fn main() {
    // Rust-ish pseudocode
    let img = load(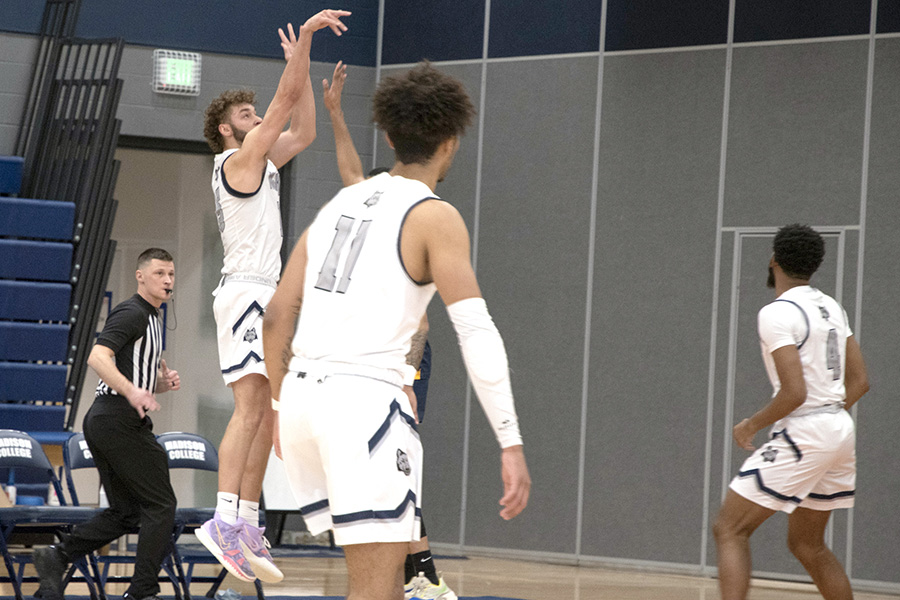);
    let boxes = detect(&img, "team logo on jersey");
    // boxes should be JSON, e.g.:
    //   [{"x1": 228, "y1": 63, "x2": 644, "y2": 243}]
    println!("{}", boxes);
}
[
  {"x1": 396, "y1": 449, "x2": 411, "y2": 475},
  {"x1": 761, "y1": 445, "x2": 778, "y2": 463},
  {"x1": 364, "y1": 191, "x2": 382, "y2": 207},
  {"x1": 818, "y1": 305, "x2": 830, "y2": 320},
  {"x1": 269, "y1": 170, "x2": 280, "y2": 192},
  {"x1": 243, "y1": 327, "x2": 258, "y2": 343}
]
